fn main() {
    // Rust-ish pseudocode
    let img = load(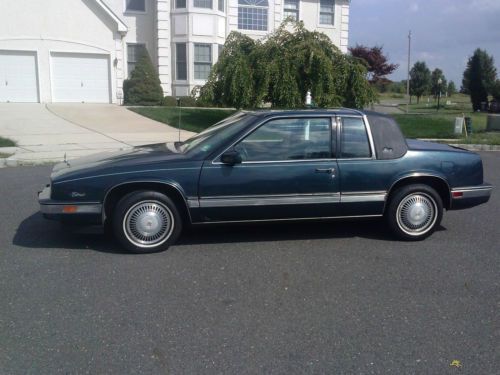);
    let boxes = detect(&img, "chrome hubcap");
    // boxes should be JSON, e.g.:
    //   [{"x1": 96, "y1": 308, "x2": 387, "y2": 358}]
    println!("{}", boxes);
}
[
  {"x1": 123, "y1": 201, "x2": 174, "y2": 248},
  {"x1": 396, "y1": 193, "x2": 437, "y2": 236}
]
